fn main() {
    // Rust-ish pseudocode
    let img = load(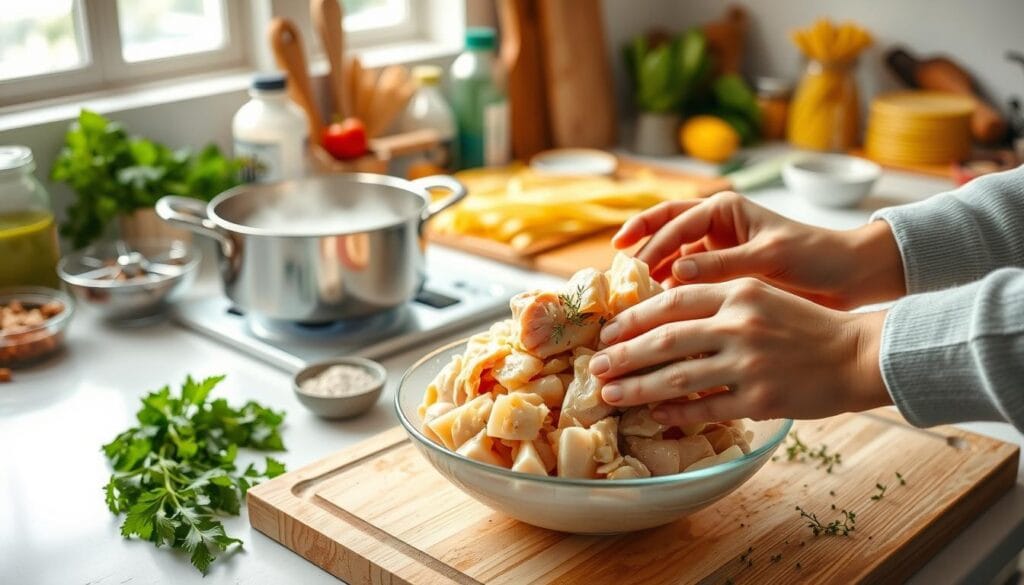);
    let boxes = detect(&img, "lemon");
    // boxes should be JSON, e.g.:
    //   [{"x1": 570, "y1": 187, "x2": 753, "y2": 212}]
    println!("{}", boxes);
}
[{"x1": 680, "y1": 115, "x2": 740, "y2": 163}]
